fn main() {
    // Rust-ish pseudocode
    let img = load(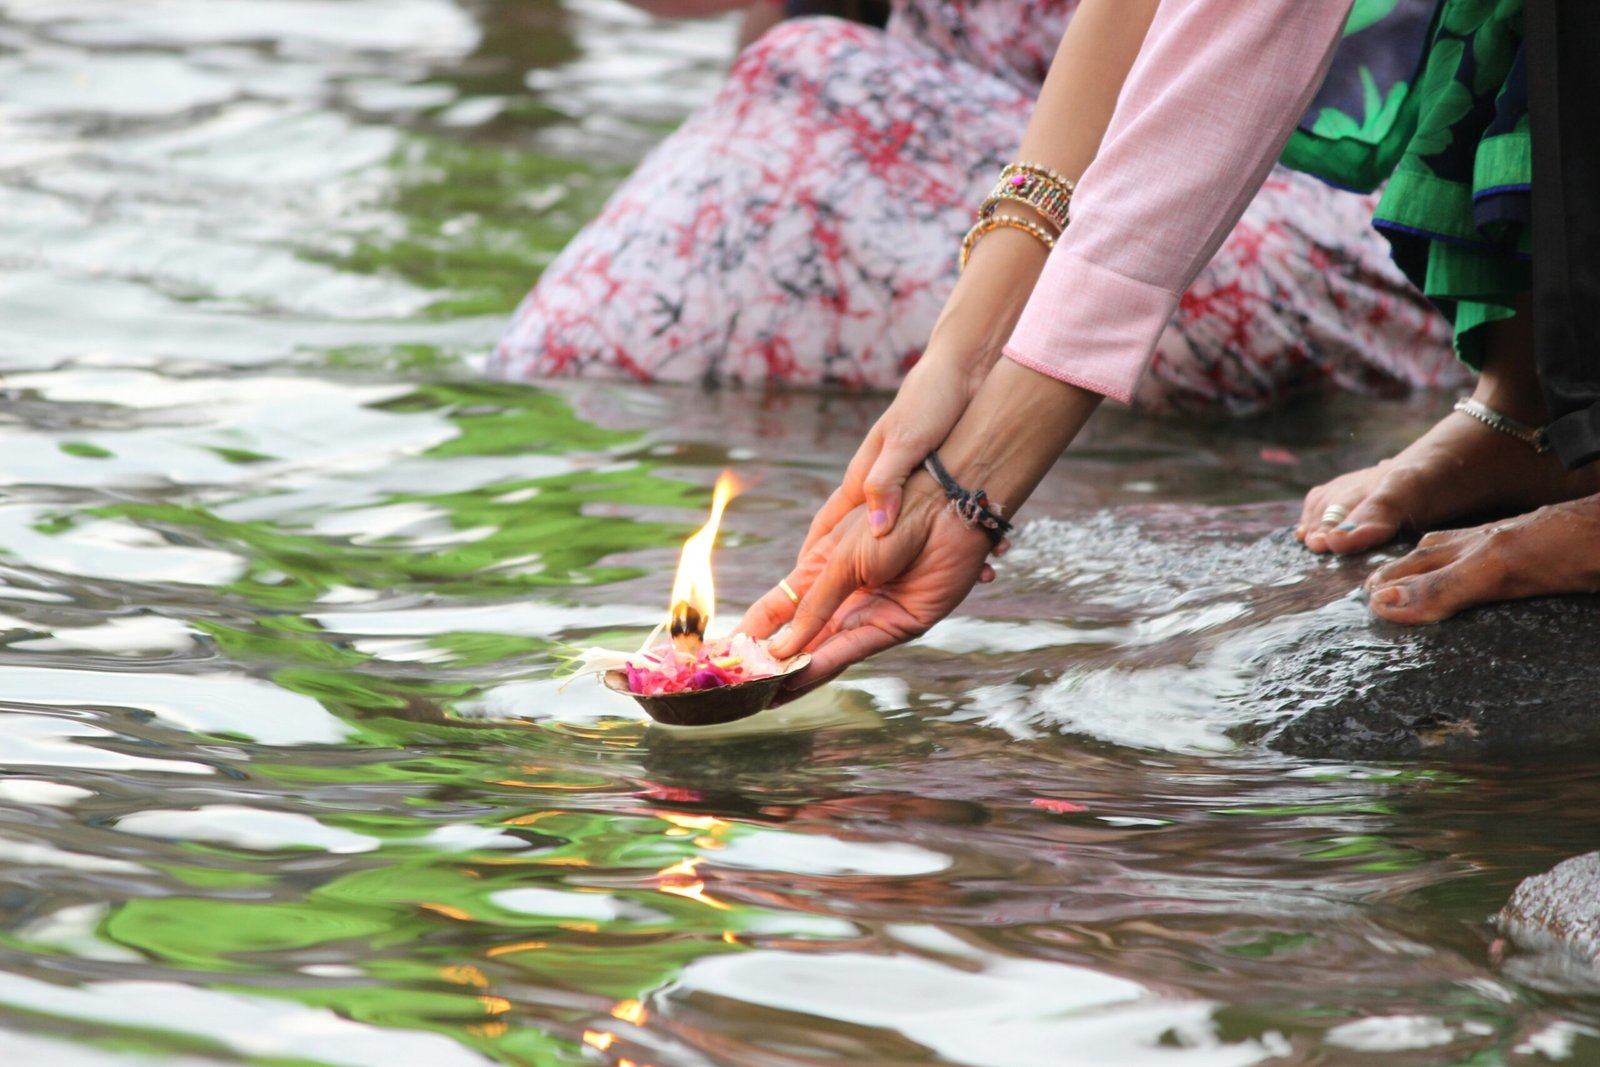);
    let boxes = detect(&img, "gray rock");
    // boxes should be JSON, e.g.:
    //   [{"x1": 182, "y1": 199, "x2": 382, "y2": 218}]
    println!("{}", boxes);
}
[
  {"x1": 1259, "y1": 595, "x2": 1600, "y2": 759},
  {"x1": 1499, "y1": 852, "x2": 1600, "y2": 967}
]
